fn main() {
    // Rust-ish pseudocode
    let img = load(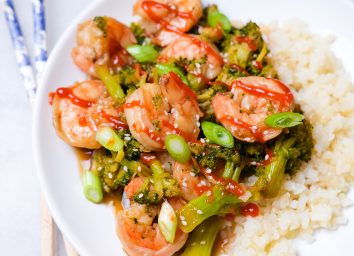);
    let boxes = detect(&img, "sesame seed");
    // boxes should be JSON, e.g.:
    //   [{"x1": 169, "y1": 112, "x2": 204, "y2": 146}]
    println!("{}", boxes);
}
[
  {"x1": 123, "y1": 166, "x2": 128, "y2": 172},
  {"x1": 190, "y1": 172, "x2": 196, "y2": 177},
  {"x1": 137, "y1": 166, "x2": 142, "y2": 172},
  {"x1": 205, "y1": 168, "x2": 212, "y2": 174},
  {"x1": 98, "y1": 166, "x2": 103, "y2": 171},
  {"x1": 200, "y1": 240, "x2": 206, "y2": 245},
  {"x1": 180, "y1": 215, "x2": 185, "y2": 221},
  {"x1": 108, "y1": 173, "x2": 113, "y2": 179},
  {"x1": 138, "y1": 193, "x2": 143, "y2": 198},
  {"x1": 191, "y1": 242, "x2": 197, "y2": 246},
  {"x1": 181, "y1": 220, "x2": 187, "y2": 226},
  {"x1": 197, "y1": 210, "x2": 203, "y2": 215}
]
